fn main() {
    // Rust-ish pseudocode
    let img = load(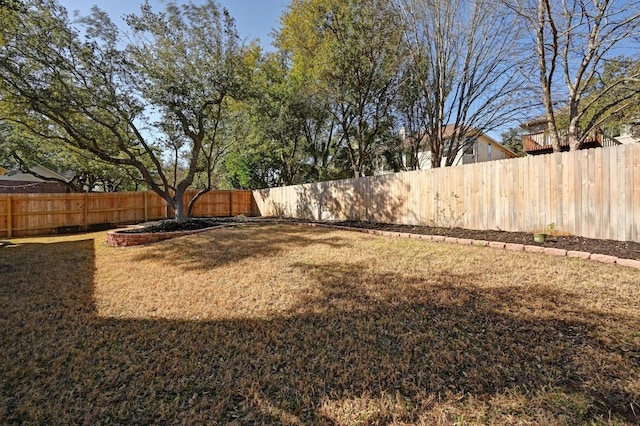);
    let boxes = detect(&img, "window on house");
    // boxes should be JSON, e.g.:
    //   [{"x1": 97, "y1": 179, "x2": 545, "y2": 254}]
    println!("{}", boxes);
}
[{"x1": 464, "y1": 138, "x2": 476, "y2": 155}]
